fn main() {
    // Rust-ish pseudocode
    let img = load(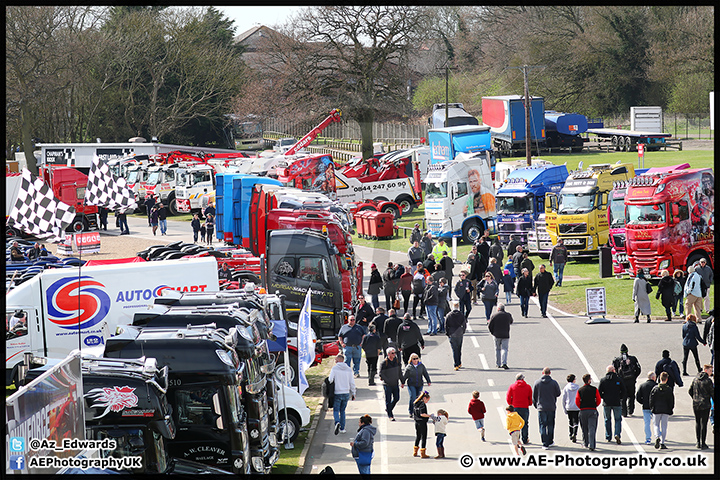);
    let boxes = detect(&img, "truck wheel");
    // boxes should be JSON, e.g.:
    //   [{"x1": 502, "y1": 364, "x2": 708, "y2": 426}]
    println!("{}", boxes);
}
[
  {"x1": 611, "y1": 135, "x2": 619, "y2": 151},
  {"x1": 274, "y1": 351, "x2": 299, "y2": 388},
  {"x1": 624, "y1": 136, "x2": 634, "y2": 152},
  {"x1": 276, "y1": 412, "x2": 301, "y2": 443},
  {"x1": 382, "y1": 205, "x2": 400, "y2": 219},
  {"x1": 396, "y1": 196, "x2": 415, "y2": 215},
  {"x1": 462, "y1": 221, "x2": 483, "y2": 244},
  {"x1": 6, "y1": 226, "x2": 21, "y2": 239},
  {"x1": 67, "y1": 218, "x2": 87, "y2": 233},
  {"x1": 168, "y1": 196, "x2": 179, "y2": 216}
]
